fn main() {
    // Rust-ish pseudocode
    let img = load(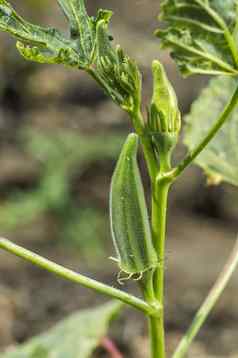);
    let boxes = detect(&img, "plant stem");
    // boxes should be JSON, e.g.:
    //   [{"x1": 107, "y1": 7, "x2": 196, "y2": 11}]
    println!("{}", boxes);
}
[
  {"x1": 149, "y1": 178, "x2": 170, "y2": 358},
  {"x1": 0, "y1": 238, "x2": 160, "y2": 317},
  {"x1": 172, "y1": 84, "x2": 238, "y2": 179},
  {"x1": 139, "y1": 131, "x2": 172, "y2": 358},
  {"x1": 149, "y1": 316, "x2": 165, "y2": 358},
  {"x1": 173, "y1": 237, "x2": 238, "y2": 358},
  {"x1": 153, "y1": 180, "x2": 170, "y2": 302}
]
